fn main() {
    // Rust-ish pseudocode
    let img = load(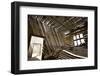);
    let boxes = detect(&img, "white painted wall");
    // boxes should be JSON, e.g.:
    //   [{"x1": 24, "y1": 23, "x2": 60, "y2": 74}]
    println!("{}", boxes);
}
[{"x1": 0, "y1": 0, "x2": 99, "y2": 76}]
